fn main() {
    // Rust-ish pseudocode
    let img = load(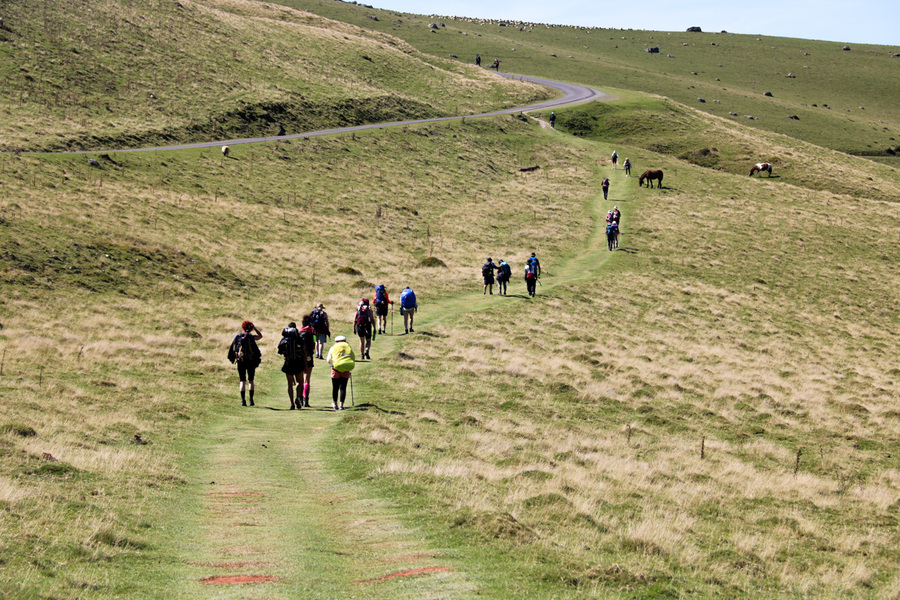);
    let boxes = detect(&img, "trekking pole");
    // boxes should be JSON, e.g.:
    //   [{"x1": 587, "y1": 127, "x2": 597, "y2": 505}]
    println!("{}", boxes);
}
[
  {"x1": 390, "y1": 304, "x2": 394, "y2": 336},
  {"x1": 349, "y1": 373, "x2": 355, "y2": 406}
]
